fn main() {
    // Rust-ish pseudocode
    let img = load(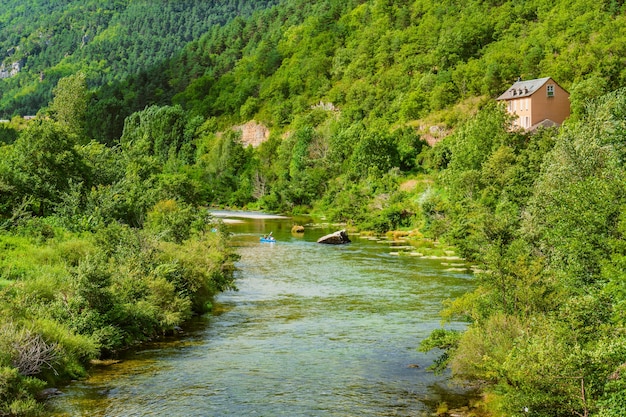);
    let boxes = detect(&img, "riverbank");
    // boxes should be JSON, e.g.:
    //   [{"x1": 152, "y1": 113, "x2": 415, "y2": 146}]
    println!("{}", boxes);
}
[{"x1": 0, "y1": 212, "x2": 238, "y2": 416}]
